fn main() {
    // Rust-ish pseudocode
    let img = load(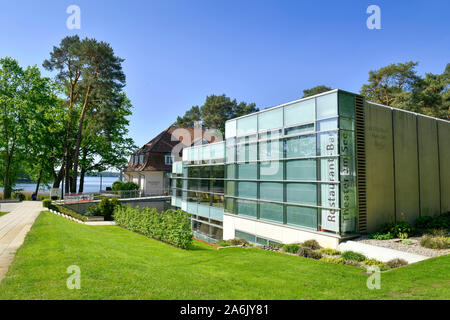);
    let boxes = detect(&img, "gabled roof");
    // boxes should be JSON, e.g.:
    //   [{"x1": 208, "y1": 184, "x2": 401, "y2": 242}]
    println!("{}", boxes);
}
[{"x1": 125, "y1": 125, "x2": 216, "y2": 172}]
